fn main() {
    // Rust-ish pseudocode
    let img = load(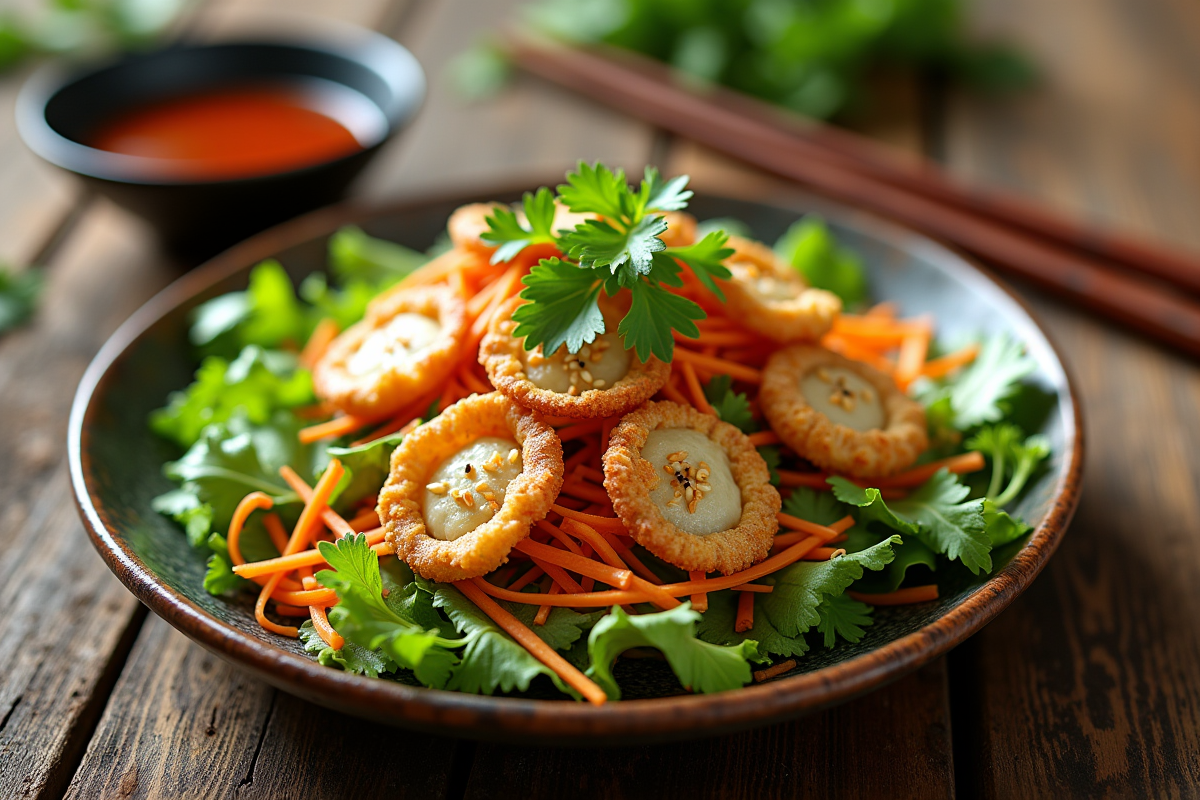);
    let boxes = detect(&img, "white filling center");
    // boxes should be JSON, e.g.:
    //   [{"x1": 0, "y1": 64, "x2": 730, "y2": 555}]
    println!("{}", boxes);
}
[
  {"x1": 643, "y1": 429, "x2": 742, "y2": 536},
  {"x1": 347, "y1": 312, "x2": 441, "y2": 376},
  {"x1": 523, "y1": 331, "x2": 631, "y2": 394},
  {"x1": 800, "y1": 367, "x2": 885, "y2": 431},
  {"x1": 423, "y1": 436, "x2": 522, "y2": 541}
]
